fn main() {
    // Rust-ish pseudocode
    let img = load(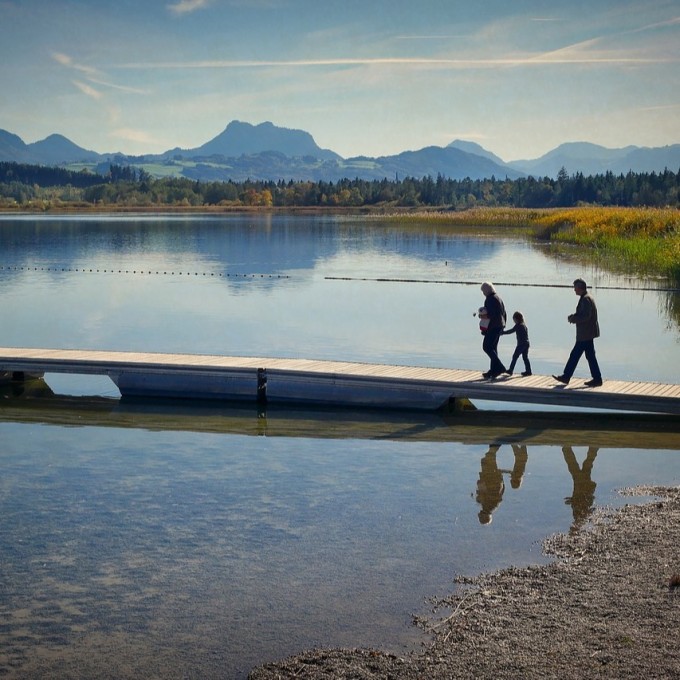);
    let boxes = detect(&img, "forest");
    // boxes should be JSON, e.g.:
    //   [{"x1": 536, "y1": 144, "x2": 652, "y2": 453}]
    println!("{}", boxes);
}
[{"x1": 0, "y1": 161, "x2": 678, "y2": 209}]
